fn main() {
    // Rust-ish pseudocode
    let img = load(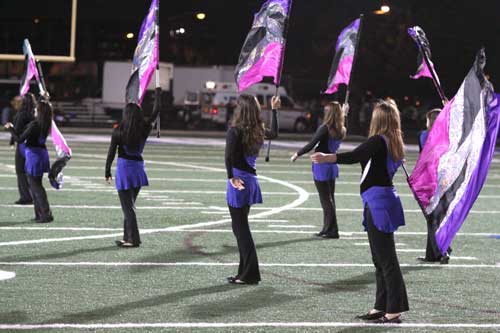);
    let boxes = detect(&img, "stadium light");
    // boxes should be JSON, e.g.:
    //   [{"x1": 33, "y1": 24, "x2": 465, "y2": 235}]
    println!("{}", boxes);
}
[
  {"x1": 380, "y1": 5, "x2": 390, "y2": 13},
  {"x1": 196, "y1": 12, "x2": 206, "y2": 20},
  {"x1": 126, "y1": 32, "x2": 134, "y2": 39}
]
